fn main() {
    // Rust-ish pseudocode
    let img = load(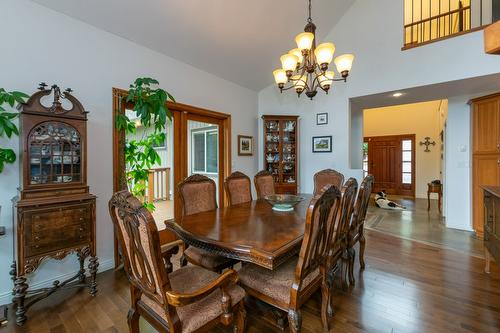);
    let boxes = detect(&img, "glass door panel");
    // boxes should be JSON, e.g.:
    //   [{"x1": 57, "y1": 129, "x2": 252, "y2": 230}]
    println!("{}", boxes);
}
[
  {"x1": 187, "y1": 119, "x2": 220, "y2": 205},
  {"x1": 125, "y1": 109, "x2": 174, "y2": 230}
]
